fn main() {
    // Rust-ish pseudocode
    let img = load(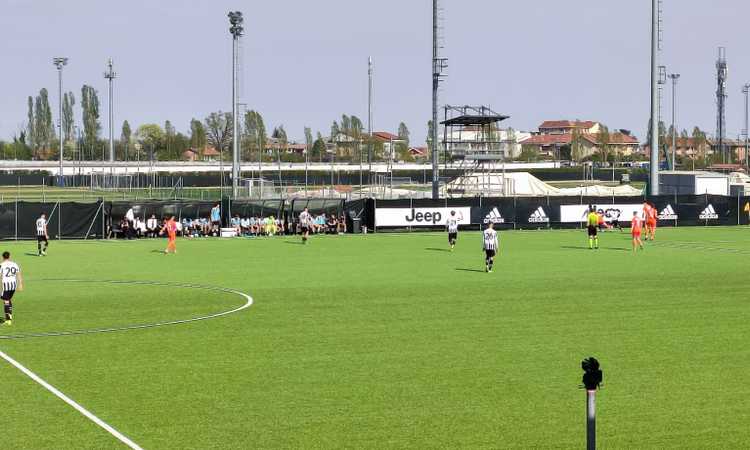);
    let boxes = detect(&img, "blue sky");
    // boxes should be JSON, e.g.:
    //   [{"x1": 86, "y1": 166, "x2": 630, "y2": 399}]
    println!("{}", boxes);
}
[{"x1": 1, "y1": 0, "x2": 749, "y2": 144}]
